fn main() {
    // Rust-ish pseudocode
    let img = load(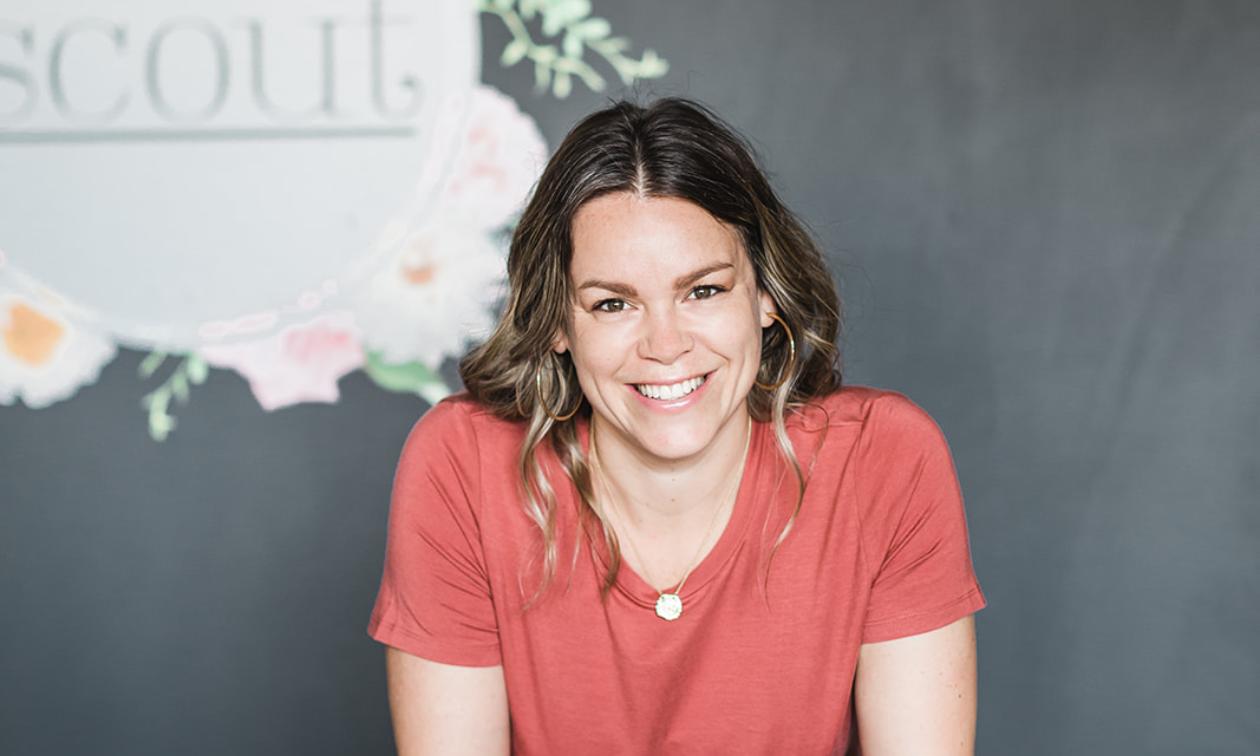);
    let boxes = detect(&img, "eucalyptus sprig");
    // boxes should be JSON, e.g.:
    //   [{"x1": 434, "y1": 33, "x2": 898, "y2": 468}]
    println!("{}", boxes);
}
[
  {"x1": 138, "y1": 352, "x2": 209, "y2": 442},
  {"x1": 479, "y1": 0, "x2": 668, "y2": 98}
]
